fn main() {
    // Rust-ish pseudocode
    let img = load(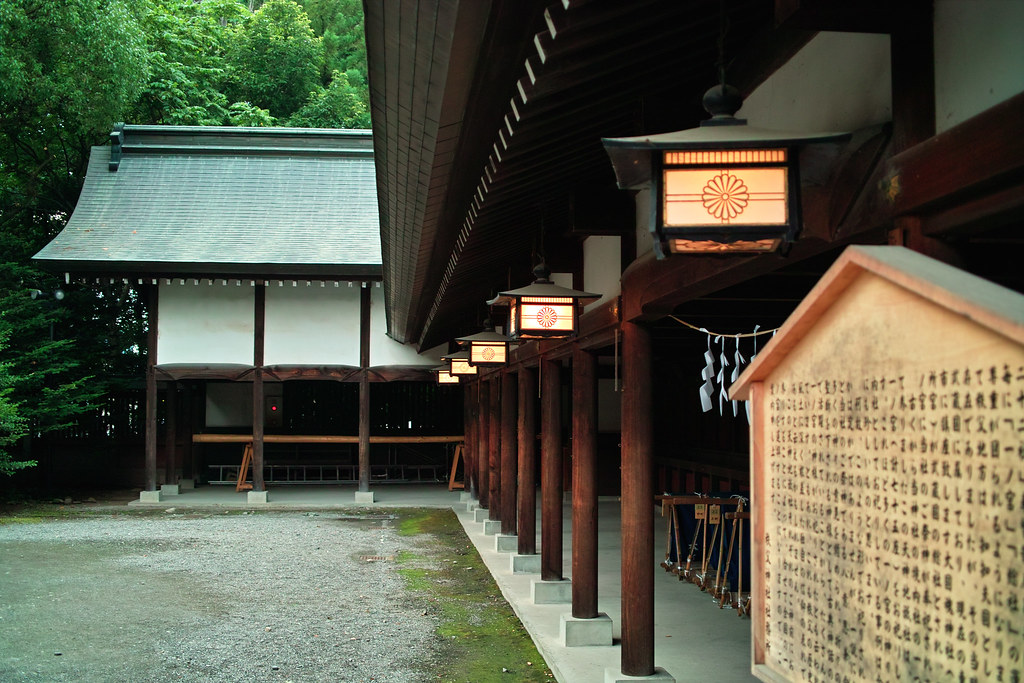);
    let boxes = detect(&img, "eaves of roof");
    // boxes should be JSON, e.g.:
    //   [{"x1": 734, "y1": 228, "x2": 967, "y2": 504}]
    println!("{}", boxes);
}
[
  {"x1": 34, "y1": 125, "x2": 382, "y2": 280},
  {"x1": 366, "y1": 0, "x2": 784, "y2": 350}
]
